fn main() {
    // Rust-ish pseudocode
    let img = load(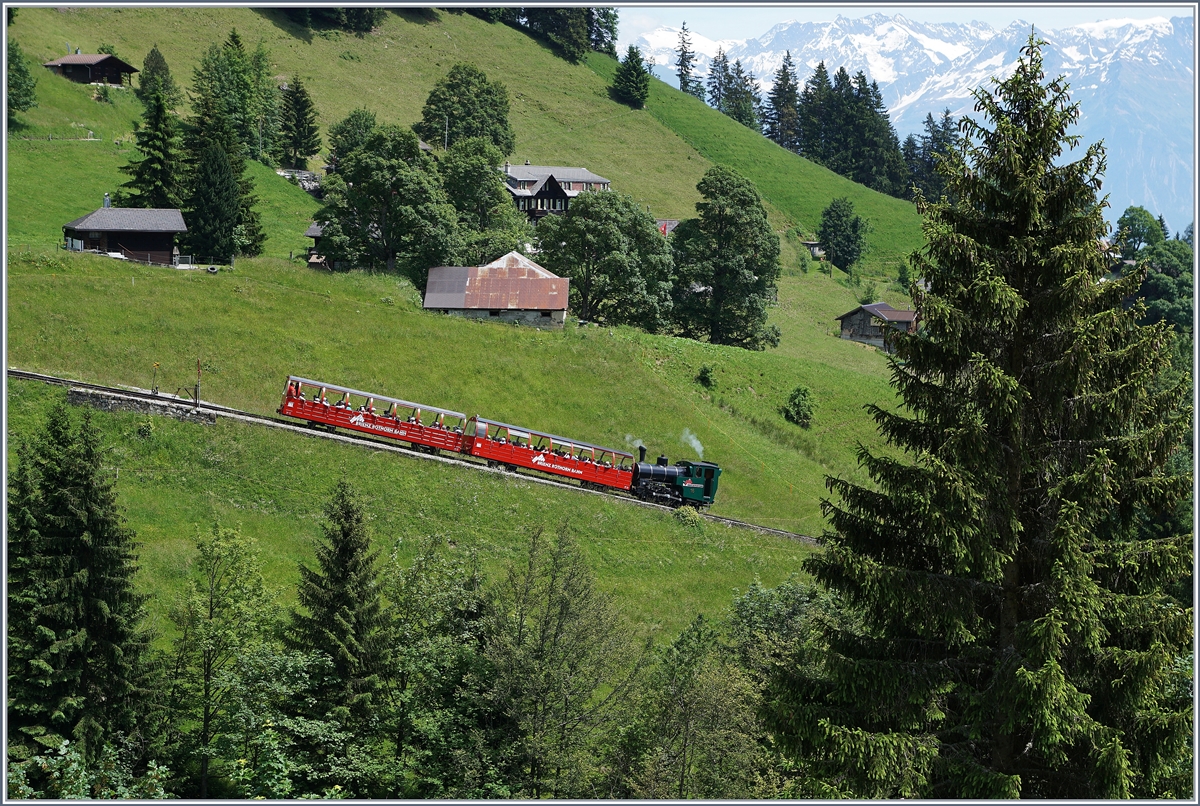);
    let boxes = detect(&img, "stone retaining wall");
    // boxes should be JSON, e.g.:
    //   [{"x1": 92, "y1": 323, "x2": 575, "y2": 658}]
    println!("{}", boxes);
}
[{"x1": 67, "y1": 388, "x2": 217, "y2": 425}]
